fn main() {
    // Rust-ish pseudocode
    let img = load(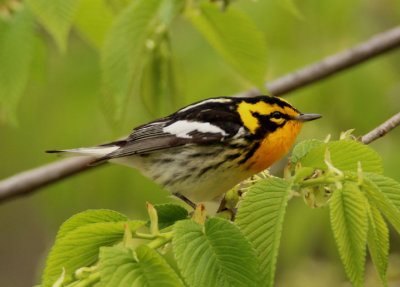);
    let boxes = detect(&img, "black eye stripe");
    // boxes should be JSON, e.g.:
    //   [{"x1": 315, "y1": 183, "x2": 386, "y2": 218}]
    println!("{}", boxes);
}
[
  {"x1": 251, "y1": 111, "x2": 290, "y2": 121},
  {"x1": 270, "y1": 112, "x2": 291, "y2": 120}
]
